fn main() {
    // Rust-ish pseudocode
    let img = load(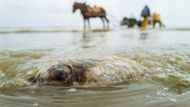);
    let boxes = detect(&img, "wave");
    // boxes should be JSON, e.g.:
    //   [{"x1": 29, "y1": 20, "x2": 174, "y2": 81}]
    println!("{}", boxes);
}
[{"x1": 1, "y1": 49, "x2": 190, "y2": 94}]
